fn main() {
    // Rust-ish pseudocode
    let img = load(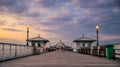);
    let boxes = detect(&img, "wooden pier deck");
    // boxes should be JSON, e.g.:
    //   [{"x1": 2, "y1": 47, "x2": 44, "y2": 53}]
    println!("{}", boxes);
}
[{"x1": 0, "y1": 51, "x2": 120, "y2": 67}]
